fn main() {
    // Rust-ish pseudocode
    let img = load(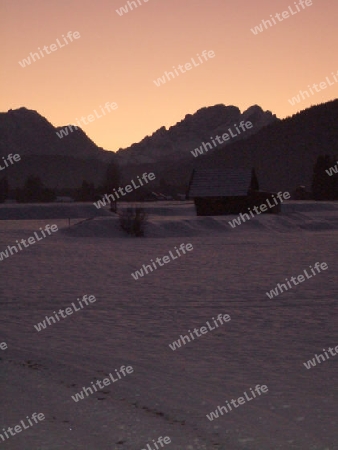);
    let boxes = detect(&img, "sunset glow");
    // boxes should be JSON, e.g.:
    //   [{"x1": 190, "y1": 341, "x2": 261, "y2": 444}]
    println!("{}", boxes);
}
[{"x1": 1, "y1": 0, "x2": 337, "y2": 150}]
